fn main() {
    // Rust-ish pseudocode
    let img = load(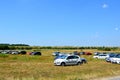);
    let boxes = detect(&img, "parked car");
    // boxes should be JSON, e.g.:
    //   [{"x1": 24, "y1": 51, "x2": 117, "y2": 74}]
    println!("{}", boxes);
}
[
  {"x1": 81, "y1": 58, "x2": 87, "y2": 64},
  {"x1": 0, "y1": 50, "x2": 3, "y2": 53},
  {"x1": 31, "y1": 52, "x2": 42, "y2": 55},
  {"x1": 52, "y1": 51, "x2": 60, "y2": 56},
  {"x1": 94, "y1": 52, "x2": 101, "y2": 55},
  {"x1": 73, "y1": 51, "x2": 80, "y2": 55},
  {"x1": 106, "y1": 53, "x2": 118, "y2": 62},
  {"x1": 80, "y1": 52, "x2": 85, "y2": 55},
  {"x1": 54, "y1": 55, "x2": 82, "y2": 66},
  {"x1": 19, "y1": 51, "x2": 26, "y2": 55},
  {"x1": 80, "y1": 52, "x2": 92, "y2": 55},
  {"x1": 11, "y1": 51, "x2": 19, "y2": 54},
  {"x1": 111, "y1": 54, "x2": 120, "y2": 64},
  {"x1": 1, "y1": 50, "x2": 10, "y2": 54},
  {"x1": 93, "y1": 54, "x2": 109, "y2": 59},
  {"x1": 85, "y1": 52, "x2": 92, "y2": 55}
]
